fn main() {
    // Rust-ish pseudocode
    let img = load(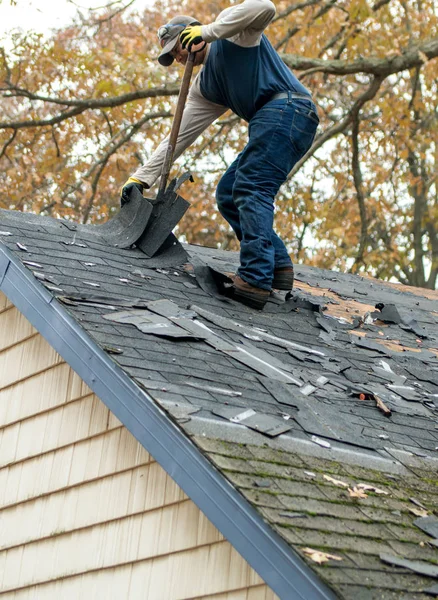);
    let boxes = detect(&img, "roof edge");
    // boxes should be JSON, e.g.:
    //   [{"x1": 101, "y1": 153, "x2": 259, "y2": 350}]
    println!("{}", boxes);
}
[{"x1": 0, "y1": 244, "x2": 336, "y2": 600}]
